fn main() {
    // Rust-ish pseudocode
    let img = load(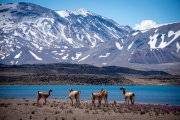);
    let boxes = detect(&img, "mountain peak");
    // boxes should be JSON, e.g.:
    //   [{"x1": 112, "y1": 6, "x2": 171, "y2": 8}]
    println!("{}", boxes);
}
[
  {"x1": 70, "y1": 8, "x2": 92, "y2": 16},
  {"x1": 76, "y1": 8, "x2": 89, "y2": 13},
  {"x1": 56, "y1": 8, "x2": 92, "y2": 18},
  {"x1": 56, "y1": 10, "x2": 69, "y2": 18}
]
